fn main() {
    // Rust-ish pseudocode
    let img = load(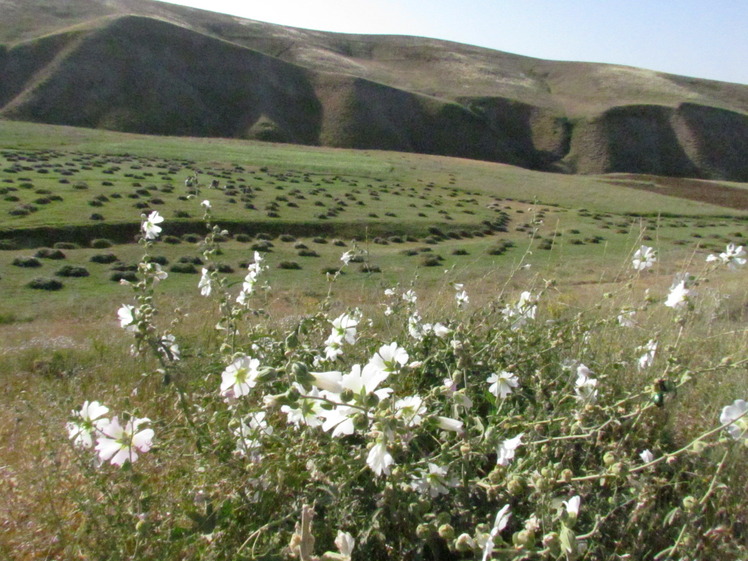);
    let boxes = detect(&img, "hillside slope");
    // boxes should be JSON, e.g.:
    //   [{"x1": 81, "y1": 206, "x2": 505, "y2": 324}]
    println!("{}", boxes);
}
[{"x1": 1, "y1": 0, "x2": 748, "y2": 180}]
